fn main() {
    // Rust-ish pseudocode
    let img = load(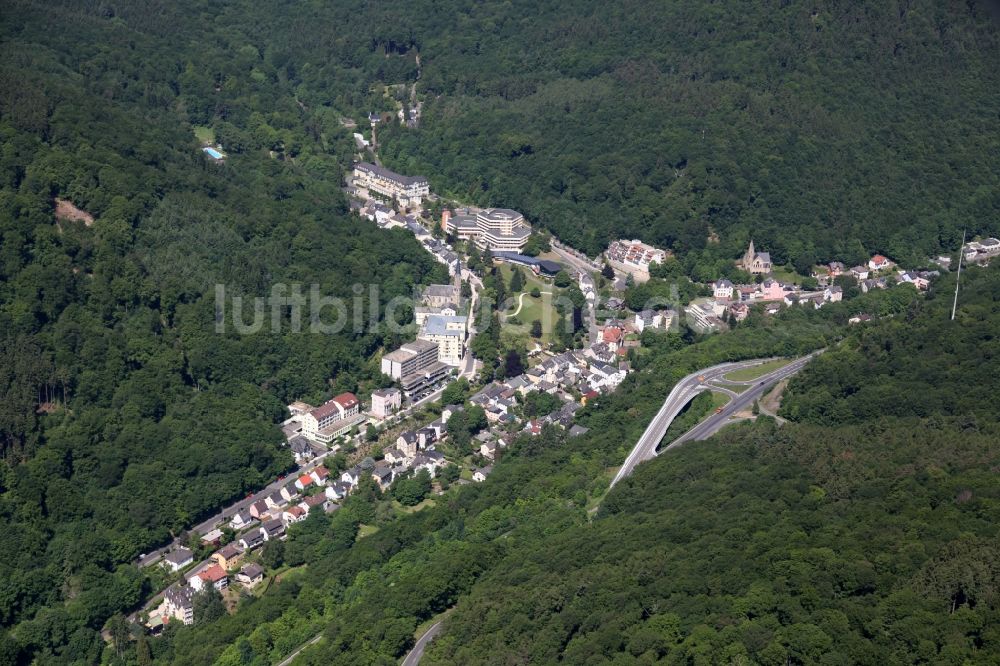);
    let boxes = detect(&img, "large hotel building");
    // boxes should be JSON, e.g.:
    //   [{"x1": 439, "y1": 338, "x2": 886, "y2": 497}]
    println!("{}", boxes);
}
[
  {"x1": 352, "y1": 162, "x2": 430, "y2": 207},
  {"x1": 444, "y1": 207, "x2": 531, "y2": 253}
]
